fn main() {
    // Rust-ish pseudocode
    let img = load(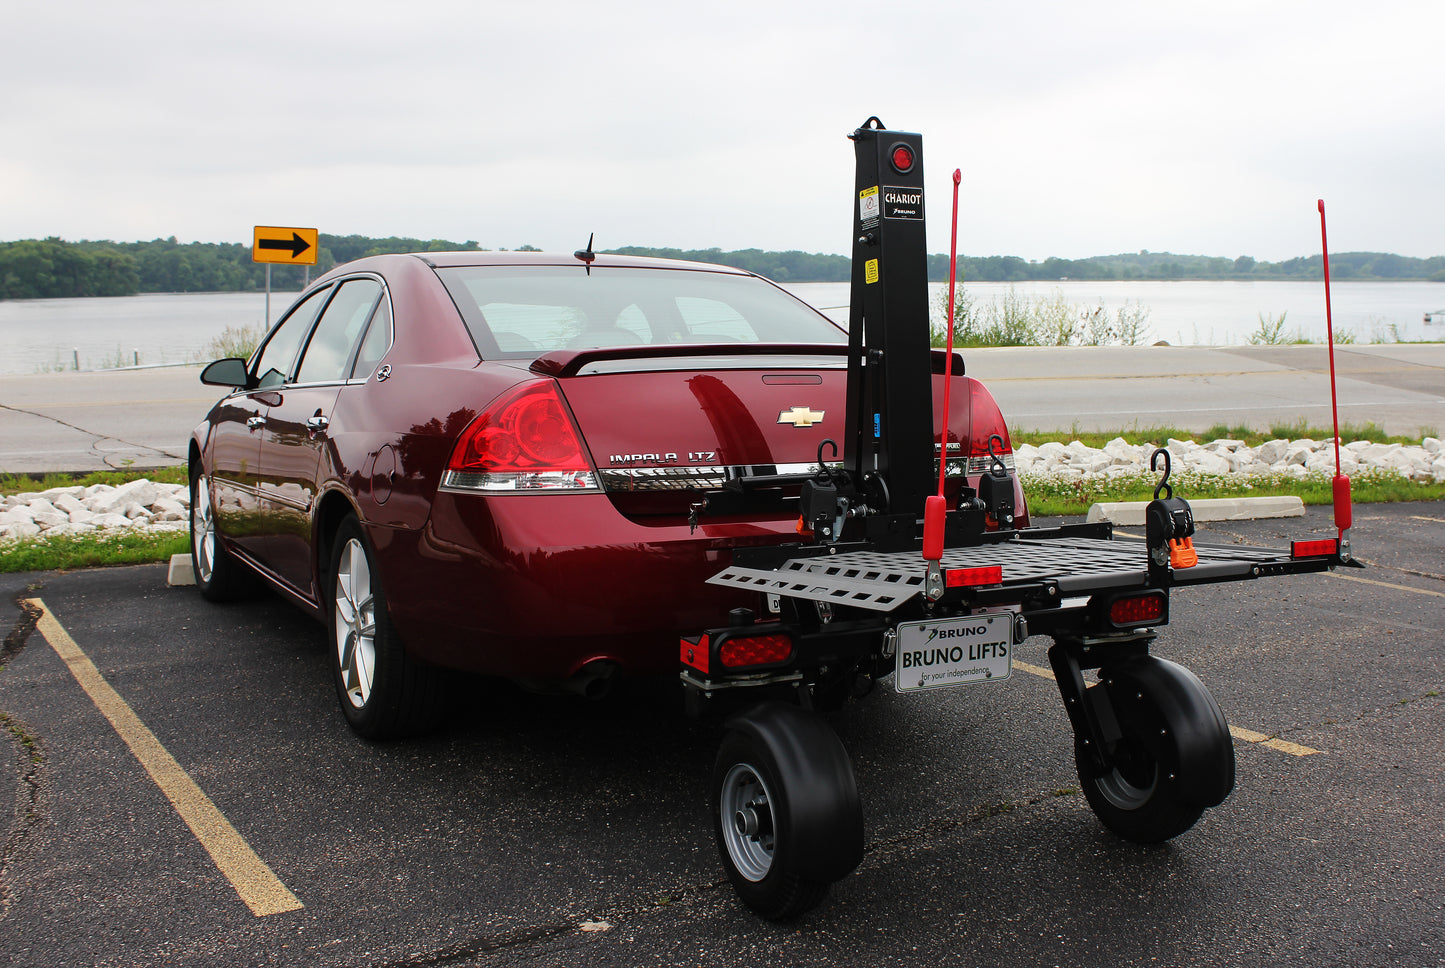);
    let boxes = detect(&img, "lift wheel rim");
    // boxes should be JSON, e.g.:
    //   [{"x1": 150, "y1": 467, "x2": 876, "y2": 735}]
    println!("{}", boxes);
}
[{"x1": 719, "y1": 762, "x2": 777, "y2": 882}]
